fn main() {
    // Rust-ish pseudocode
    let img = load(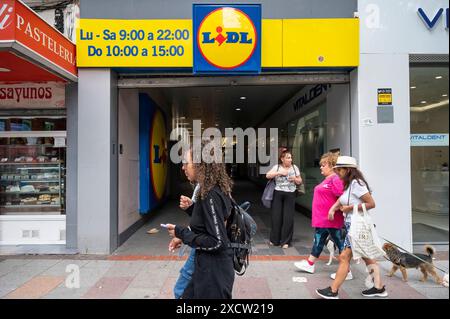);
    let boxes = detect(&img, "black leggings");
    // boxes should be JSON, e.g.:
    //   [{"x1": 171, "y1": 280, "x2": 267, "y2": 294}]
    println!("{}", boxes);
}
[{"x1": 270, "y1": 190, "x2": 296, "y2": 246}]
